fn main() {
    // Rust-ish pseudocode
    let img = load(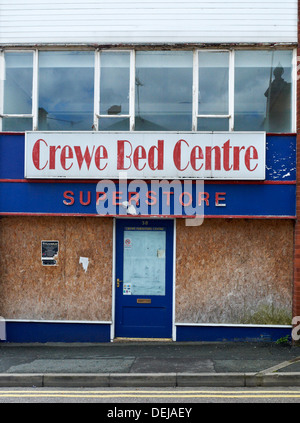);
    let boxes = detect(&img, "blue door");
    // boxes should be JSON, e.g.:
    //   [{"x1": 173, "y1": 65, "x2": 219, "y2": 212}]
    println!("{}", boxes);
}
[{"x1": 115, "y1": 219, "x2": 174, "y2": 339}]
